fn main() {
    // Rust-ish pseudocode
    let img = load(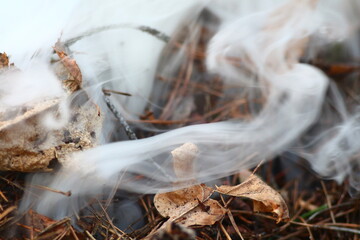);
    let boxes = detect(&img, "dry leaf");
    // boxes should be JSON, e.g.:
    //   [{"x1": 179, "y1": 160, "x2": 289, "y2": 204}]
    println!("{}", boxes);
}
[
  {"x1": 177, "y1": 198, "x2": 226, "y2": 226},
  {"x1": 0, "y1": 53, "x2": 10, "y2": 69},
  {"x1": 26, "y1": 210, "x2": 67, "y2": 235},
  {"x1": 154, "y1": 184, "x2": 226, "y2": 227},
  {"x1": 216, "y1": 171, "x2": 289, "y2": 223},
  {"x1": 53, "y1": 40, "x2": 82, "y2": 93},
  {"x1": 154, "y1": 143, "x2": 226, "y2": 227},
  {"x1": 154, "y1": 184, "x2": 213, "y2": 220}
]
